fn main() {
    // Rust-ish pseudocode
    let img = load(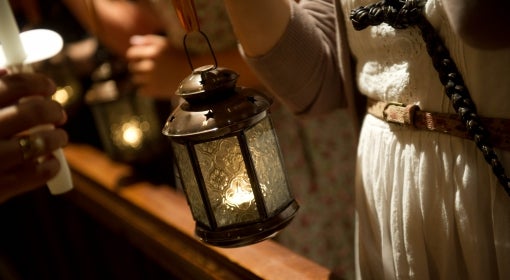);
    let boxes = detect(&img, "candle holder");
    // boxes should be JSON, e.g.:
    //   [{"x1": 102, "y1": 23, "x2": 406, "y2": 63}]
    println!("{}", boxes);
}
[
  {"x1": 161, "y1": 0, "x2": 299, "y2": 245},
  {"x1": 163, "y1": 64, "x2": 299, "y2": 247},
  {"x1": 86, "y1": 62, "x2": 165, "y2": 165}
]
